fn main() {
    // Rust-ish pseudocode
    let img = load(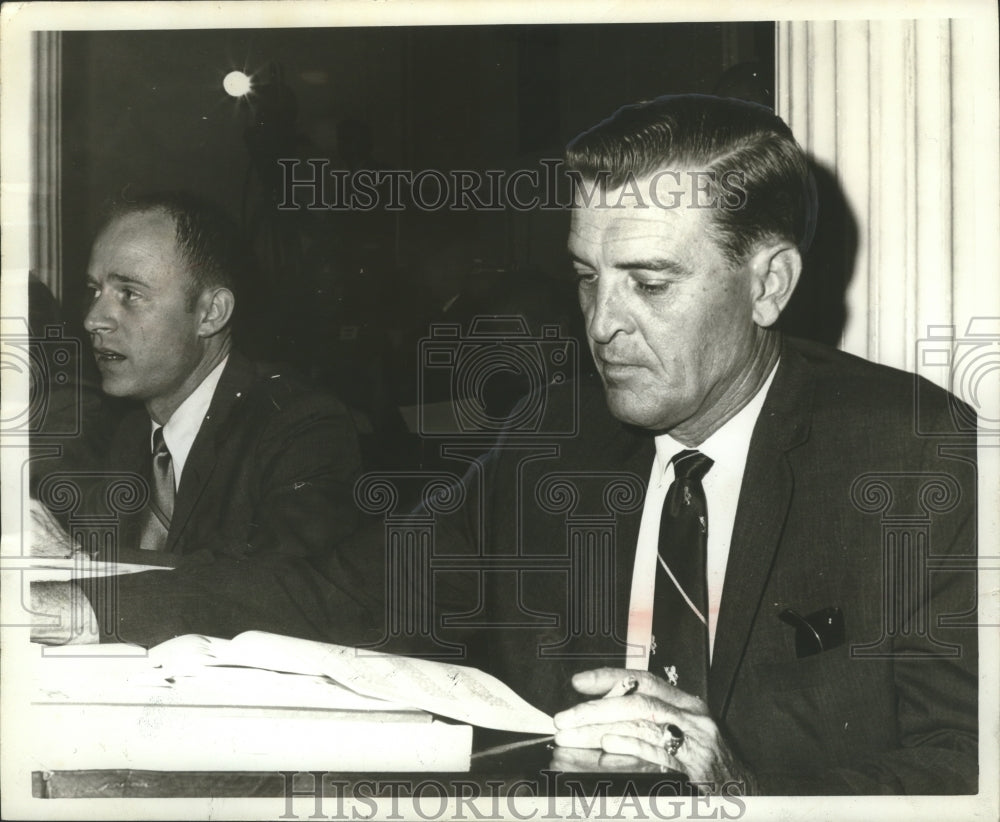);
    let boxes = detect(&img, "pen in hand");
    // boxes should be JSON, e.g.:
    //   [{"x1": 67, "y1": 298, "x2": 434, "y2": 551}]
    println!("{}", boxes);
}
[{"x1": 602, "y1": 675, "x2": 639, "y2": 699}]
